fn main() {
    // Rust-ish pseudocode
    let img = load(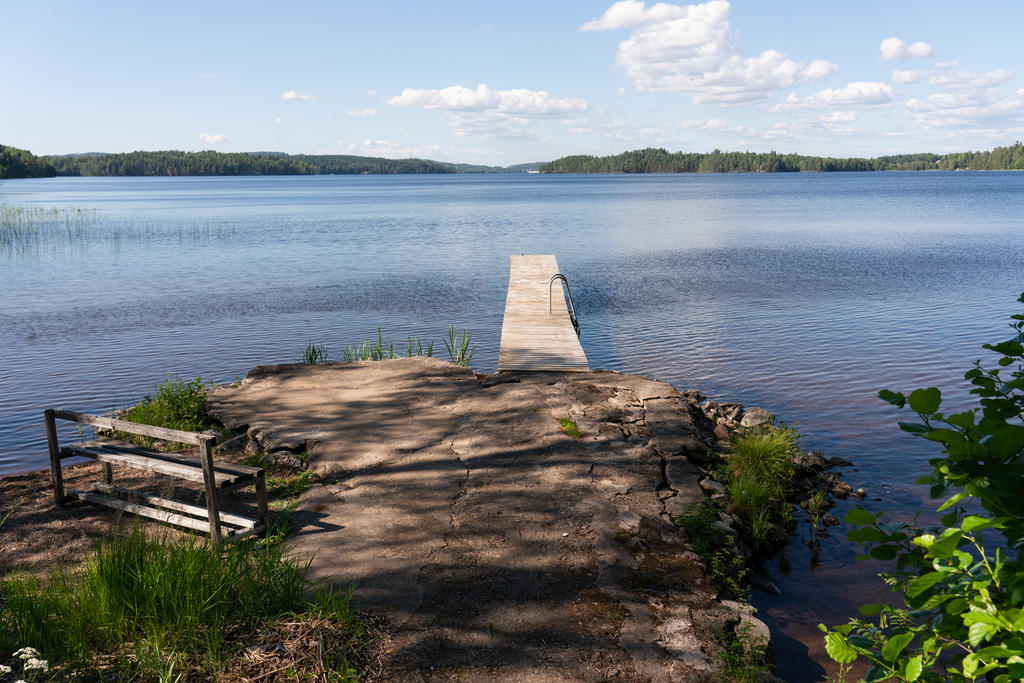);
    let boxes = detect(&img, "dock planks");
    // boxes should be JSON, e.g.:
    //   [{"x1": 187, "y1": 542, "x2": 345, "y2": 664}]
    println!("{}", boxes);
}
[{"x1": 497, "y1": 255, "x2": 589, "y2": 372}]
